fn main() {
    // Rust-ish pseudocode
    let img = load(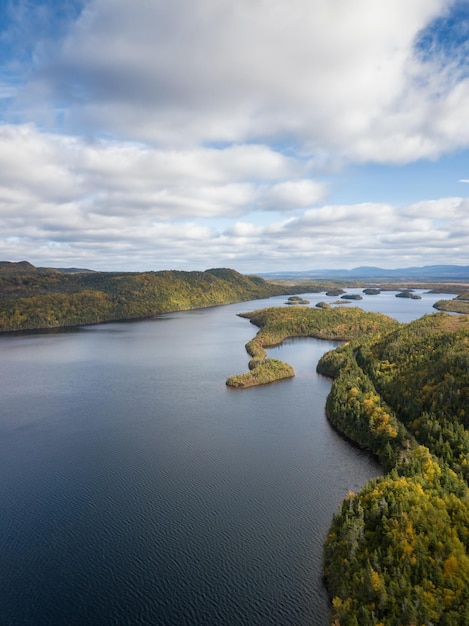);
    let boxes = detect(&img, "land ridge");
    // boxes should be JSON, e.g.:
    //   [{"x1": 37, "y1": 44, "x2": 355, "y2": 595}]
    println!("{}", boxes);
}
[
  {"x1": 260, "y1": 264, "x2": 469, "y2": 281},
  {"x1": 1, "y1": 261, "x2": 468, "y2": 330},
  {"x1": 0, "y1": 264, "x2": 301, "y2": 332}
]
